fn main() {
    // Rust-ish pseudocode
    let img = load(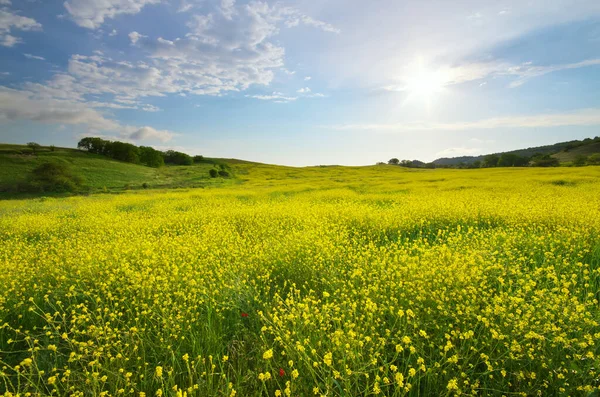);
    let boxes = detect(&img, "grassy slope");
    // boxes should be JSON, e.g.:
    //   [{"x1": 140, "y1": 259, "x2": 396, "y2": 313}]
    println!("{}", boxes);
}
[
  {"x1": 3, "y1": 142, "x2": 600, "y2": 199},
  {"x1": 551, "y1": 141, "x2": 600, "y2": 162},
  {"x1": 0, "y1": 144, "x2": 242, "y2": 197}
]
